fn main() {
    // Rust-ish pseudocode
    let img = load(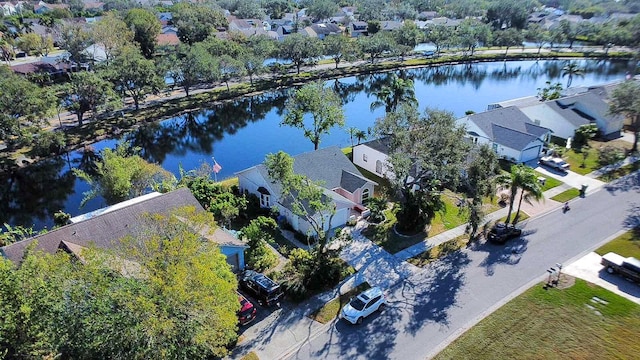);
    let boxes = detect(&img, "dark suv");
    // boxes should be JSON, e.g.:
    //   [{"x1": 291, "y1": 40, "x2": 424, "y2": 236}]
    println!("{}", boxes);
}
[{"x1": 240, "y1": 270, "x2": 283, "y2": 307}]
